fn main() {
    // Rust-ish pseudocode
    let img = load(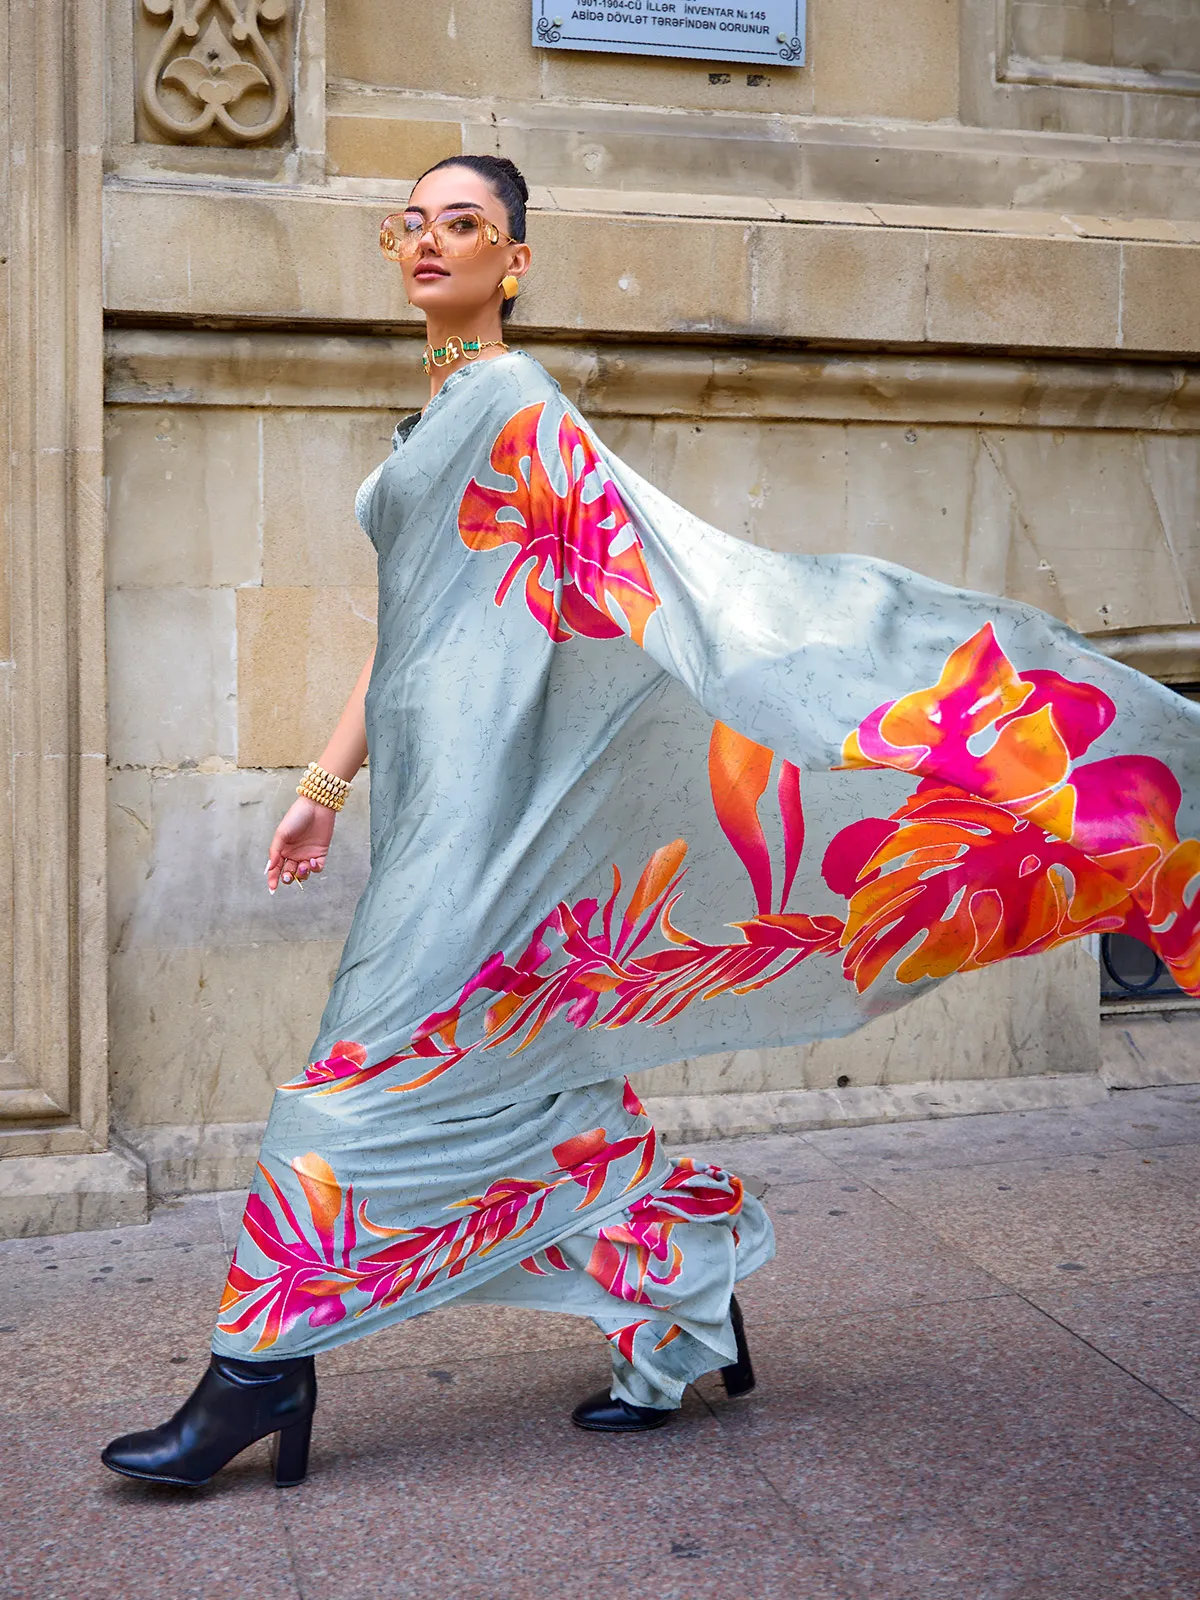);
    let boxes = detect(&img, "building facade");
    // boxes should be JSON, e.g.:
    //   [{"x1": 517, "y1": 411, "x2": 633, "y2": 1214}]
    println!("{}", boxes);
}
[{"x1": 3, "y1": 0, "x2": 1200, "y2": 1236}]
